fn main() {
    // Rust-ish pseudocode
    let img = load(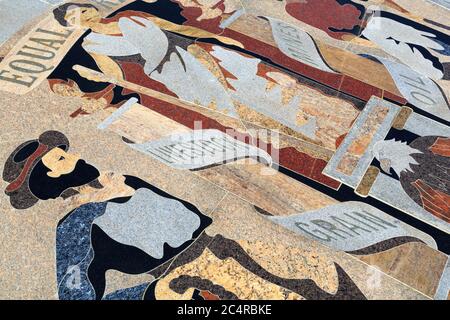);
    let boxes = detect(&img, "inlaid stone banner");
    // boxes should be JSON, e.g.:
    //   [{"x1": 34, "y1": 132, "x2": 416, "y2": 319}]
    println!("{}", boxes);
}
[
  {"x1": 0, "y1": 0, "x2": 449, "y2": 301},
  {"x1": 0, "y1": 0, "x2": 134, "y2": 94},
  {"x1": 369, "y1": 113, "x2": 450, "y2": 232},
  {"x1": 0, "y1": 14, "x2": 86, "y2": 94}
]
